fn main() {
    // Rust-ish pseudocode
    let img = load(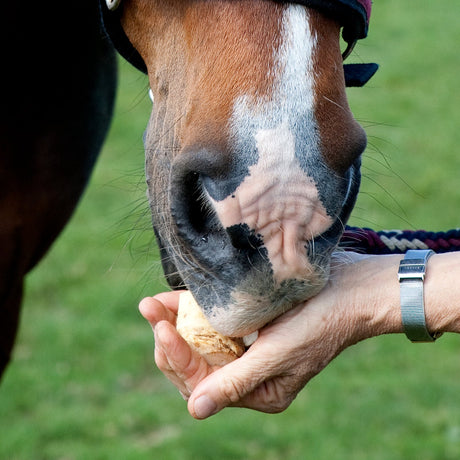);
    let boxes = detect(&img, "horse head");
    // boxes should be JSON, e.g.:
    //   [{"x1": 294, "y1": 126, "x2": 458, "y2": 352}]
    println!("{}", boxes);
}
[{"x1": 108, "y1": 0, "x2": 370, "y2": 337}]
